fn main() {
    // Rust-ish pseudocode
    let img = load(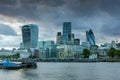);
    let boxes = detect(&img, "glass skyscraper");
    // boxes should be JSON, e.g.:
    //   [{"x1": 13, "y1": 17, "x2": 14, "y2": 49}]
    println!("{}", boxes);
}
[
  {"x1": 22, "y1": 24, "x2": 38, "y2": 49},
  {"x1": 62, "y1": 22, "x2": 72, "y2": 44},
  {"x1": 86, "y1": 29, "x2": 95, "y2": 46},
  {"x1": 56, "y1": 32, "x2": 62, "y2": 45}
]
